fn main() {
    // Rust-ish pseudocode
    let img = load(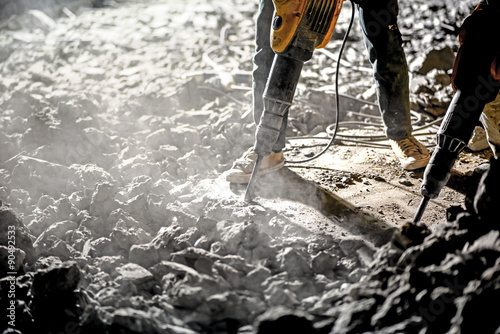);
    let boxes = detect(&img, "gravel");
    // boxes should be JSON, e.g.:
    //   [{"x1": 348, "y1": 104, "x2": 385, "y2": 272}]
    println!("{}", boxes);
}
[{"x1": 0, "y1": 0, "x2": 498, "y2": 333}]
